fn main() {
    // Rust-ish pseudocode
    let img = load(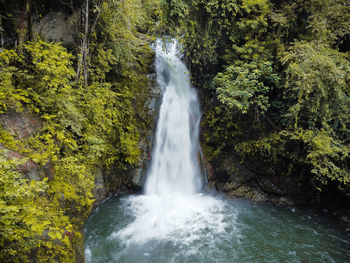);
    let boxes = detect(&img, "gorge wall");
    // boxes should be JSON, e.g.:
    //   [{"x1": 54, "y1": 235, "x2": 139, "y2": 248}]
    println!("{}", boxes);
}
[{"x1": 0, "y1": 0, "x2": 160, "y2": 262}]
